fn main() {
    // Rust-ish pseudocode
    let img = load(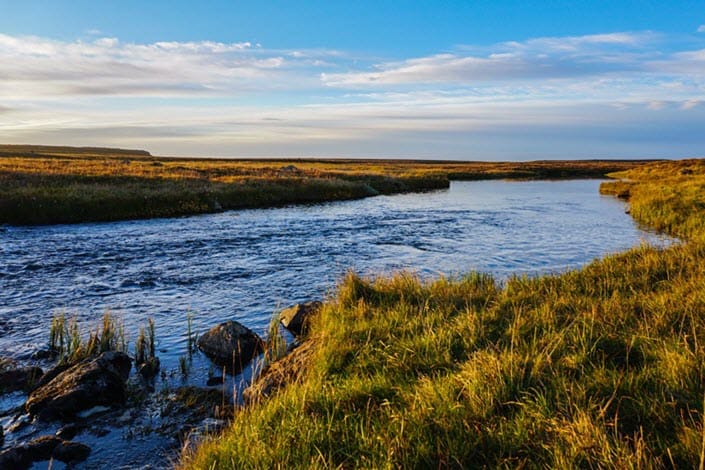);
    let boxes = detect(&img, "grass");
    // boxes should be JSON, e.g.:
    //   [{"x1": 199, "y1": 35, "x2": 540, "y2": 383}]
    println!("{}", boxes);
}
[
  {"x1": 49, "y1": 311, "x2": 127, "y2": 365},
  {"x1": 181, "y1": 157, "x2": 705, "y2": 469},
  {"x1": 0, "y1": 145, "x2": 648, "y2": 225}
]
